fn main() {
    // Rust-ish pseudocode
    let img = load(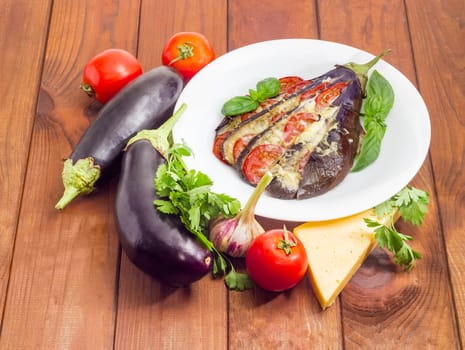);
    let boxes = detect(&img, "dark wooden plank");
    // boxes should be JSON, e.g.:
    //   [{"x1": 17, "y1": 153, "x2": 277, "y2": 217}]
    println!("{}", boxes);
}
[
  {"x1": 0, "y1": 0, "x2": 52, "y2": 329},
  {"x1": 0, "y1": 1, "x2": 141, "y2": 348},
  {"x1": 406, "y1": 0, "x2": 465, "y2": 345},
  {"x1": 318, "y1": 0, "x2": 459, "y2": 348},
  {"x1": 114, "y1": 1, "x2": 229, "y2": 349},
  {"x1": 227, "y1": 1, "x2": 344, "y2": 349}
]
